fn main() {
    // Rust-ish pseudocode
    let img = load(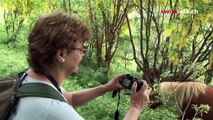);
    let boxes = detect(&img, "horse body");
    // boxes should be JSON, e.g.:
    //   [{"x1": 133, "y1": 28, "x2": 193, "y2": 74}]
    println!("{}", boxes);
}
[
  {"x1": 182, "y1": 86, "x2": 213, "y2": 120},
  {"x1": 150, "y1": 81, "x2": 213, "y2": 120}
]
